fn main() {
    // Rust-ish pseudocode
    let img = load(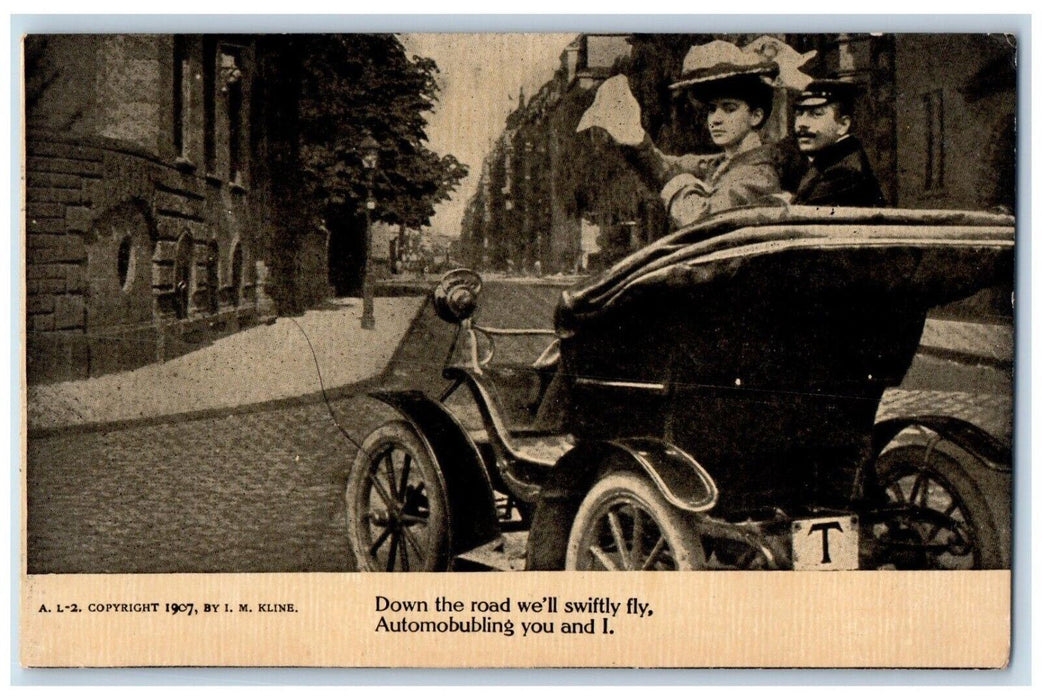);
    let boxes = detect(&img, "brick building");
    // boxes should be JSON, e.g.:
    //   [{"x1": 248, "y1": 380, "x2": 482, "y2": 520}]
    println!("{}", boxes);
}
[
  {"x1": 24, "y1": 35, "x2": 329, "y2": 383},
  {"x1": 892, "y1": 34, "x2": 1015, "y2": 211}
]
